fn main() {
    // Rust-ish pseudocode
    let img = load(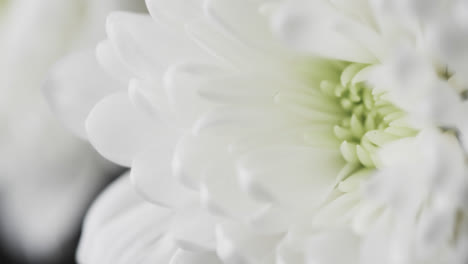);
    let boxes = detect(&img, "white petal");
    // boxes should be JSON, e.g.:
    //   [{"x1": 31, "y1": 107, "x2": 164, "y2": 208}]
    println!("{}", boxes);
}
[
  {"x1": 170, "y1": 206, "x2": 217, "y2": 252},
  {"x1": 163, "y1": 62, "x2": 223, "y2": 128},
  {"x1": 193, "y1": 105, "x2": 293, "y2": 136},
  {"x1": 139, "y1": 236, "x2": 179, "y2": 264},
  {"x1": 197, "y1": 72, "x2": 283, "y2": 105},
  {"x1": 78, "y1": 175, "x2": 141, "y2": 240},
  {"x1": 415, "y1": 205, "x2": 456, "y2": 258},
  {"x1": 186, "y1": 17, "x2": 275, "y2": 69},
  {"x1": 86, "y1": 92, "x2": 159, "y2": 166},
  {"x1": 173, "y1": 134, "x2": 235, "y2": 189},
  {"x1": 201, "y1": 157, "x2": 265, "y2": 220},
  {"x1": 146, "y1": 0, "x2": 203, "y2": 26},
  {"x1": 203, "y1": 0, "x2": 278, "y2": 52},
  {"x1": 306, "y1": 229, "x2": 360, "y2": 264},
  {"x1": 360, "y1": 213, "x2": 393, "y2": 264},
  {"x1": 96, "y1": 39, "x2": 133, "y2": 84},
  {"x1": 106, "y1": 12, "x2": 163, "y2": 78},
  {"x1": 131, "y1": 140, "x2": 196, "y2": 208},
  {"x1": 170, "y1": 250, "x2": 222, "y2": 264},
  {"x1": 43, "y1": 50, "x2": 122, "y2": 139},
  {"x1": 272, "y1": 0, "x2": 378, "y2": 63},
  {"x1": 106, "y1": 11, "x2": 204, "y2": 79},
  {"x1": 313, "y1": 192, "x2": 361, "y2": 227},
  {"x1": 276, "y1": 239, "x2": 305, "y2": 264},
  {"x1": 237, "y1": 146, "x2": 343, "y2": 206},
  {"x1": 78, "y1": 174, "x2": 174, "y2": 264},
  {"x1": 248, "y1": 205, "x2": 291, "y2": 234},
  {"x1": 128, "y1": 78, "x2": 176, "y2": 130},
  {"x1": 216, "y1": 222, "x2": 280, "y2": 264}
]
